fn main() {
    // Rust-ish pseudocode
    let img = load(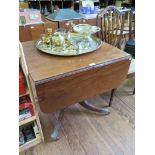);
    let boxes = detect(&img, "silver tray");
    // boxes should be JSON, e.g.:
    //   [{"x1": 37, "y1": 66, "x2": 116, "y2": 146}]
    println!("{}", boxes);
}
[{"x1": 35, "y1": 33, "x2": 102, "y2": 56}]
